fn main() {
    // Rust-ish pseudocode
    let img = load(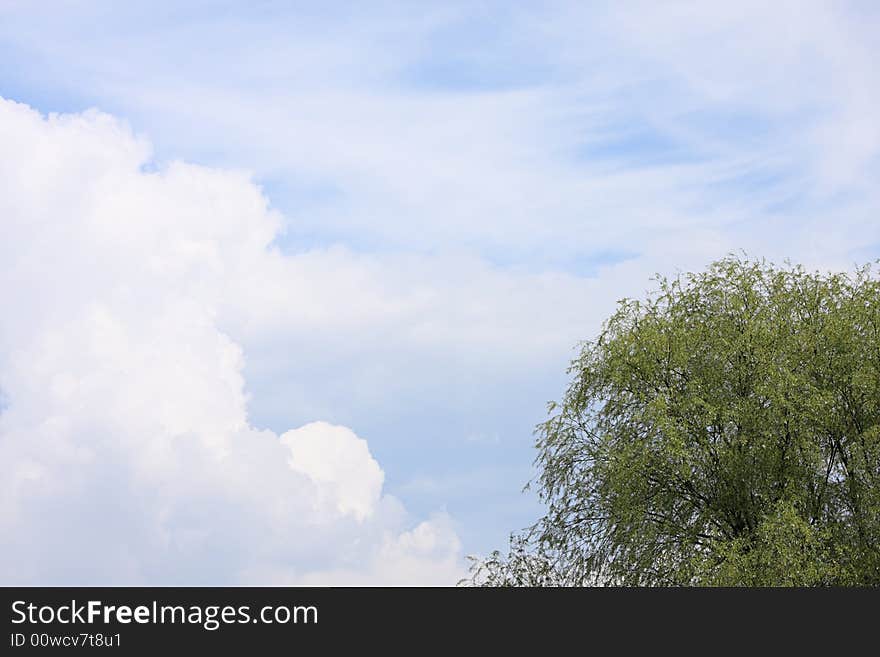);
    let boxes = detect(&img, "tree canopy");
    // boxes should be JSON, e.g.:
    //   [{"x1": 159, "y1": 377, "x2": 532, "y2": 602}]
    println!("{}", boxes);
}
[{"x1": 469, "y1": 256, "x2": 880, "y2": 586}]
